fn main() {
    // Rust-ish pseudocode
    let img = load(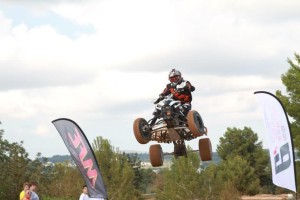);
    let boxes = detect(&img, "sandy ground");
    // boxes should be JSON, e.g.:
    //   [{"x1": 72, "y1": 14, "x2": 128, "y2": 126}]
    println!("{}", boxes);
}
[
  {"x1": 241, "y1": 194, "x2": 295, "y2": 200},
  {"x1": 141, "y1": 193, "x2": 295, "y2": 200}
]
